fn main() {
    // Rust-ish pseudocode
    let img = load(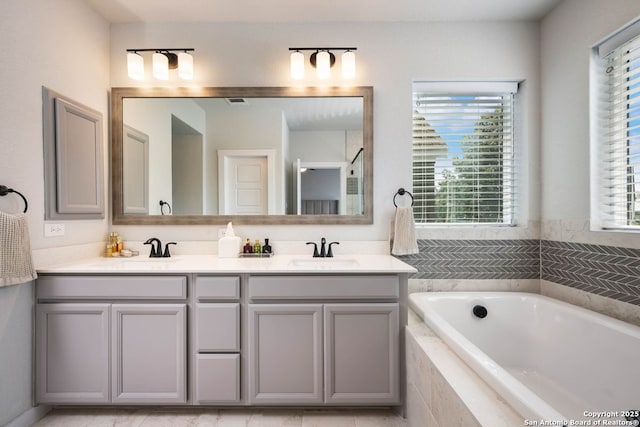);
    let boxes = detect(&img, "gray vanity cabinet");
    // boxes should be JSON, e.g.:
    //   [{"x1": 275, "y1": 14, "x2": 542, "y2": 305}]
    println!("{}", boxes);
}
[
  {"x1": 111, "y1": 304, "x2": 186, "y2": 404},
  {"x1": 247, "y1": 275, "x2": 401, "y2": 406},
  {"x1": 193, "y1": 276, "x2": 242, "y2": 404},
  {"x1": 35, "y1": 275, "x2": 187, "y2": 405},
  {"x1": 36, "y1": 303, "x2": 111, "y2": 403},
  {"x1": 248, "y1": 304, "x2": 324, "y2": 404},
  {"x1": 324, "y1": 304, "x2": 399, "y2": 404}
]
